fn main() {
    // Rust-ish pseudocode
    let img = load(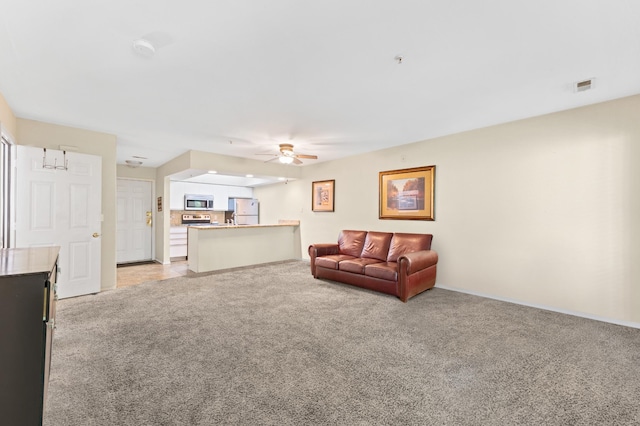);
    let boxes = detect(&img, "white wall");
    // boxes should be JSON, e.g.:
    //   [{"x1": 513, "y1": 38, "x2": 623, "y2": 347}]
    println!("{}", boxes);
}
[{"x1": 255, "y1": 95, "x2": 640, "y2": 325}]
